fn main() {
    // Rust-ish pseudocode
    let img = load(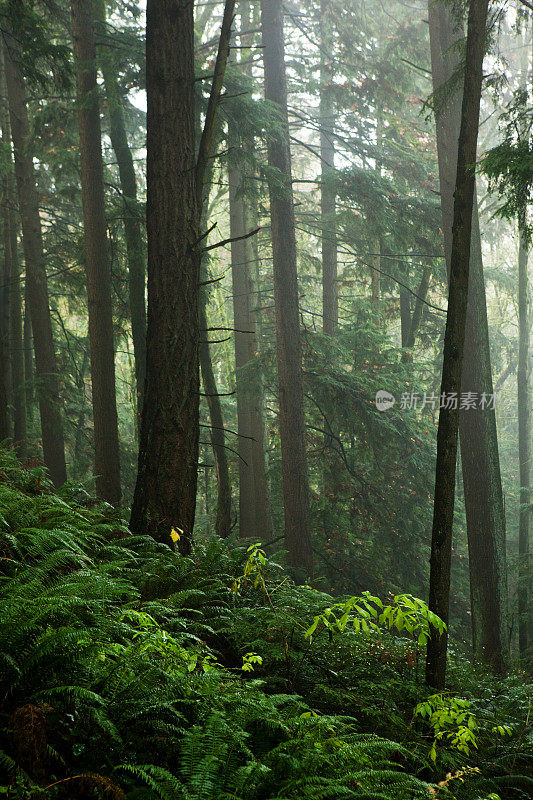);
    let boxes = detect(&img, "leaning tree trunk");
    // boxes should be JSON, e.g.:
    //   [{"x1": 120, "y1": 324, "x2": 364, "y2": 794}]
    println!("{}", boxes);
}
[
  {"x1": 71, "y1": 0, "x2": 122, "y2": 506},
  {"x1": 426, "y1": 0, "x2": 489, "y2": 689},
  {"x1": 261, "y1": 0, "x2": 313, "y2": 579},
  {"x1": 130, "y1": 0, "x2": 235, "y2": 552},
  {"x1": 96, "y1": 0, "x2": 147, "y2": 412},
  {"x1": 428, "y1": 0, "x2": 508, "y2": 673},
  {"x1": 3, "y1": 32, "x2": 66, "y2": 486}
]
